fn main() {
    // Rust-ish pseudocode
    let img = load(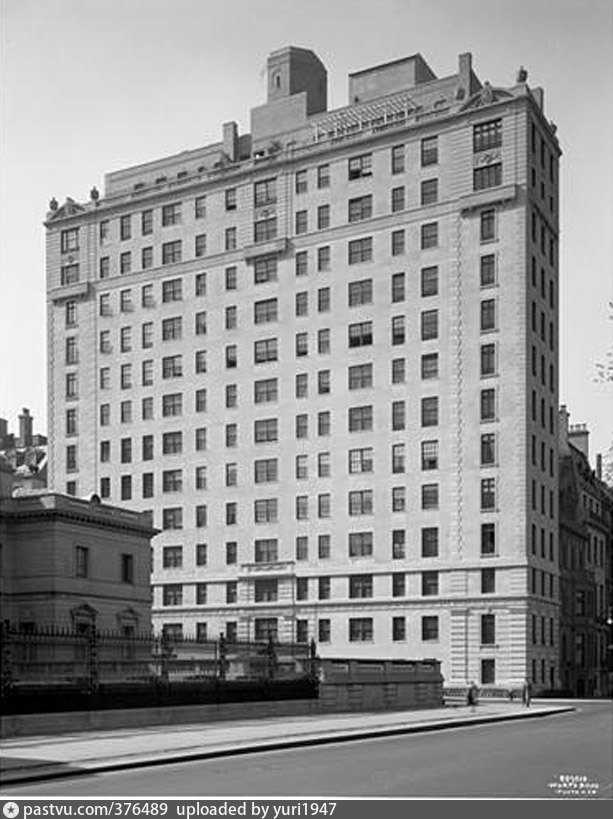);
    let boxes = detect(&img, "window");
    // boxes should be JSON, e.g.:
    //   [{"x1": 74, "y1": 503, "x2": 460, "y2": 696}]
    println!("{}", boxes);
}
[
  {"x1": 226, "y1": 502, "x2": 237, "y2": 525},
  {"x1": 422, "y1": 484, "x2": 439, "y2": 510},
  {"x1": 254, "y1": 338, "x2": 278, "y2": 363},
  {"x1": 141, "y1": 247, "x2": 153, "y2": 269},
  {"x1": 295, "y1": 291, "x2": 308, "y2": 316},
  {"x1": 349, "y1": 618, "x2": 373, "y2": 642},
  {"x1": 254, "y1": 378, "x2": 278, "y2": 404},
  {"x1": 481, "y1": 433, "x2": 496, "y2": 465},
  {"x1": 254, "y1": 418, "x2": 278, "y2": 443},
  {"x1": 120, "y1": 215, "x2": 132, "y2": 241},
  {"x1": 317, "y1": 370, "x2": 330, "y2": 395},
  {"x1": 348, "y1": 237, "x2": 373, "y2": 265},
  {"x1": 421, "y1": 353, "x2": 439, "y2": 380},
  {"x1": 317, "y1": 164, "x2": 330, "y2": 189},
  {"x1": 62, "y1": 263, "x2": 80, "y2": 284},
  {"x1": 195, "y1": 272, "x2": 207, "y2": 297},
  {"x1": 421, "y1": 440, "x2": 439, "y2": 471},
  {"x1": 481, "y1": 478, "x2": 496, "y2": 510},
  {"x1": 162, "y1": 317, "x2": 182, "y2": 341},
  {"x1": 295, "y1": 251, "x2": 308, "y2": 277},
  {"x1": 254, "y1": 298, "x2": 278, "y2": 324},
  {"x1": 162, "y1": 508, "x2": 183, "y2": 530},
  {"x1": 421, "y1": 137, "x2": 438, "y2": 167},
  {"x1": 392, "y1": 573, "x2": 405, "y2": 598},
  {"x1": 421, "y1": 396, "x2": 438, "y2": 427},
  {"x1": 348, "y1": 321, "x2": 373, "y2": 347},
  {"x1": 195, "y1": 350, "x2": 207, "y2": 374},
  {"x1": 480, "y1": 388, "x2": 496, "y2": 421},
  {"x1": 254, "y1": 178, "x2": 276, "y2": 206},
  {"x1": 195, "y1": 465, "x2": 207, "y2": 489},
  {"x1": 318, "y1": 577, "x2": 331, "y2": 601},
  {"x1": 392, "y1": 443, "x2": 405, "y2": 473},
  {"x1": 195, "y1": 427, "x2": 207, "y2": 451},
  {"x1": 254, "y1": 538, "x2": 278, "y2": 564},
  {"x1": 295, "y1": 414, "x2": 308, "y2": 439},
  {"x1": 163, "y1": 545, "x2": 183, "y2": 568},
  {"x1": 252, "y1": 256, "x2": 277, "y2": 286},
  {"x1": 348, "y1": 447, "x2": 373, "y2": 475},
  {"x1": 348, "y1": 490, "x2": 373, "y2": 516},
  {"x1": 473, "y1": 119, "x2": 502, "y2": 152},
  {"x1": 162, "y1": 355, "x2": 182, "y2": 379},
  {"x1": 295, "y1": 210, "x2": 308, "y2": 235},
  {"x1": 295, "y1": 454, "x2": 308, "y2": 480},
  {"x1": 196, "y1": 505, "x2": 208, "y2": 527},
  {"x1": 295, "y1": 495, "x2": 308, "y2": 520},
  {"x1": 295, "y1": 332, "x2": 308, "y2": 357},
  {"x1": 317, "y1": 205, "x2": 330, "y2": 230},
  {"x1": 99, "y1": 257, "x2": 109, "y2": 279},
  {"x1": 480, "y1": 299, "x2": 496, "y2": 332},
  {"x1": 349, "y1": 575, "x2": 373, "y2": 599},
  {"x1": 295, "y1": 170, "x2": 308, "y2": 194},
  {"x1": 75, "y1": 545, "x2": 89, "y2": 578},
  {"x1": 421, "y1": 222, "x2": 438, "y2": 249},
  {"x1": 421, "y1": 309, "x2": 438, "y2": 340},
  {"x1": 480, "y1": 343, "x2": 496, "y2": 376},
  {"x1": 193, "y1": 195, "x2": 206, "y2": 219},
  {"x1": 195, "y1": 388, "x2": 207, "y2": 412},
  {"x1": 225, "y1": 188, "x2": 237, "y2": 211},
  {"x1": 391, "y1": 186, "x2": 405, "y2": 212},
  {"x1": 120, "y1": 364, "x2": 132, "y2": 389},
  {"x1": 195, "y1": 234, "x2": 207, "y2": 257},
  {"x1": 195, "y1": 311, "x2": 207, "y2": 335},
  {"x1": 392, "y1": 358, "x2": 405, "y2": 384},
  {"x1": 163, "y1": 584, "x2": 183, "y2": 606},
  {"x1": 226, "y1": 345, "x2": 238, "y2": 368},
  {"x1": 419, "y1": 527, "x2": 438, "y2": 559},
  {"x1": 99, "y1": 403, "x2": 110, "y2": 425},
  {"x1": 162, "y1": 393, "x2": 182, "y2": 418},
  {"x1": 65, "y1": 336, "x2": 78, "y2": 364},
  {"x1": 225, "y1": 582, "x2": 238, "y2": 605},
  {"x1": 162, "y1": 203, "x2": 181, "y2": 227},
  {"x1": 254, "y1": 458, "x2": 277, "y2": 484},
  {"x1": 61, "y1": 227, "x2": 79, "y2": 253},
  {"x1": 162, "y1": 241, "x2": 182, "y2": 265},
  {"x1": 65, "y1": 300, "x2": 77, "y2": 327},
  {"x1": 141, "y1": 209, "x2": 152, "y2": 236},
  {"x1": 348, "y1": 279, "x2": 373, "y2": 307},
  {"x1": 225, "y1": 306, "x2": 237, "y2": 330},
  {"x1": 391, "y1": 399, "x2": 406, "y2": 430},
  {"x1": 422, "y1": 616, "x2": 439, "y2": 642},
  {"x1": 162, "y1": 278, "x2": 182, "y2": 302},
  {"x1": 392, "y1": 617, "x2": 406, "y2": 642},
  {"x1": 318, "y1": 452, "x2": 331, "y2": 477},
  {"x1": 421, "y1": 178, "x2": 438, "y2": 205},
  {"x1": 349, "y1": 405, "x2": 373, "y2": 432},
  {"x1": 391, "y1": 229, "x2": 405, "y2": 256},
  {"x1": 317, "y1": 411, "x2": 330, "y2": 437},
  {"x1": 474, "y1": 164, "x2": 502, "y2": 191},
  {"x1": 480, "y1": 209, "x2": 496, "y2": 242},
  {"x1": 348, "y1": 195, "x2": 372, "y2": 222},
  {"x1": 318, "y1": 287, "x2": 330, "y2": 313},
  {"x1": 254, "y1": 218, "x2": 277, "y2": 243},
  {"x1": 348, "y1": 363, "x2": 373, "y2": 391},
  {"x1": 481, "y1": 568, "x2": 495, "y2": 593},
  {"x1": 318, "y1": 246, "x2": 331, "y2": 271},
  {"x1": 162, "y1": 431, "x2": 182, "y2": 455},
  {"x1": 318, "y1": 328, "x2": 330, "y2": 355},
  {"x1": 318, "y1": 493, "x2": 331, "y2": 519},
  {"x1": 392, "y1": 487, "x2": 406, "y2": 513},
  {"x1": 391, "y1": 272, "x2": 405, "y2": 303},
  {"x1": 391, "y1": 144, "x2": 405, "y2": 174},
  {"x1": 225, "y1": 266, "x2": 237, "y2": 291},
  {"x1": 481, "y1": 614, "x2": 496, "y2": 645},
  {"x1": 348, "y1": 153, "x2": 372, "y2": 180}
]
